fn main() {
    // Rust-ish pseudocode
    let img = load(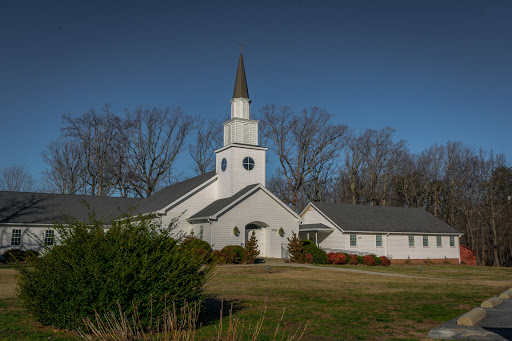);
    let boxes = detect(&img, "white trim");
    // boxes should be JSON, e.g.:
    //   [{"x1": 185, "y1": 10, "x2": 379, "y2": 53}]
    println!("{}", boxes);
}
[
  {"x1": 302, "y1": 203, "x2": 345, "y2": 233},
  {"x1": 214, "y1": 143, "x2": 267, "y2": 154}
]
